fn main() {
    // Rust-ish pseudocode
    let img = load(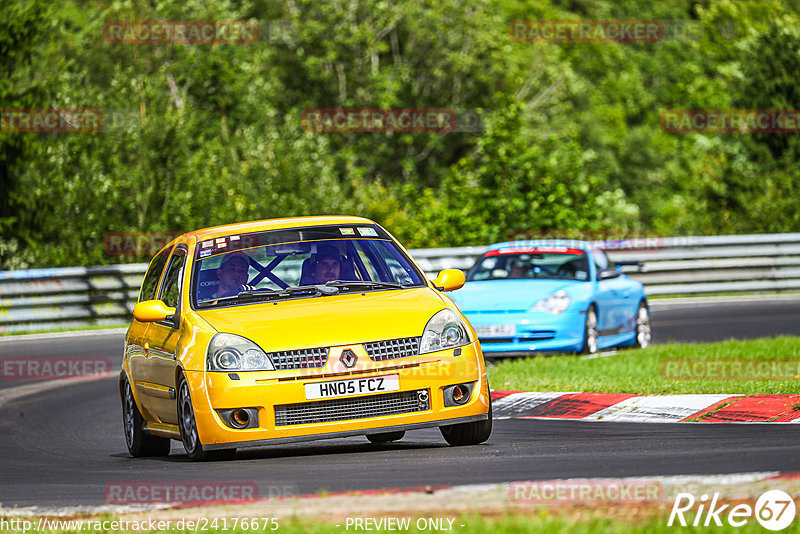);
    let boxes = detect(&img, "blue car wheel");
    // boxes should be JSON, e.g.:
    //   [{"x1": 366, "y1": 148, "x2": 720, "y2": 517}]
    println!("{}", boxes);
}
[
  {"x1": 635, "y1": 301, "x2": 652, "y2": 348},
  {"x1": 581, "y1": 306, "x2": 598, "y2": 354}
]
